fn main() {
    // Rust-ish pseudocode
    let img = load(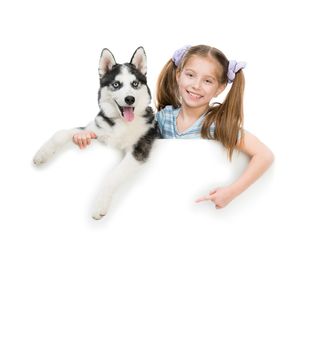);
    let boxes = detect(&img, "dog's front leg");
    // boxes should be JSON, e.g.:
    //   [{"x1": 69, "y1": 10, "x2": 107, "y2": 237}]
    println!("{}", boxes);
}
[
  {"x1": 92, "y1": 152, "x2": 142, "y2": 220},
  {"x1": 33, "y1": 128, "x2": 86, "y2": 165}
]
